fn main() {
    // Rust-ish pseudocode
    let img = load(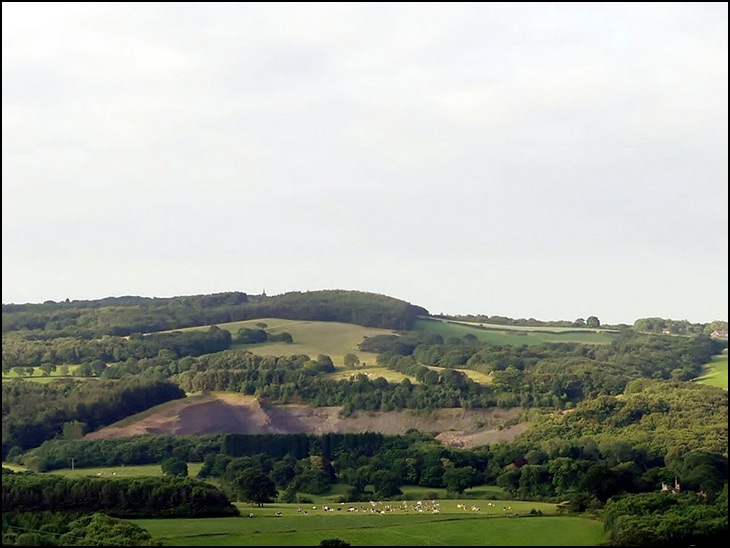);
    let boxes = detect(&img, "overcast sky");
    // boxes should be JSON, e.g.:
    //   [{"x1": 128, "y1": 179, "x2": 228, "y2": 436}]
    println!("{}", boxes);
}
[{"x1": 2, "y1": 3, "x2": 727, "y2": 324}]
